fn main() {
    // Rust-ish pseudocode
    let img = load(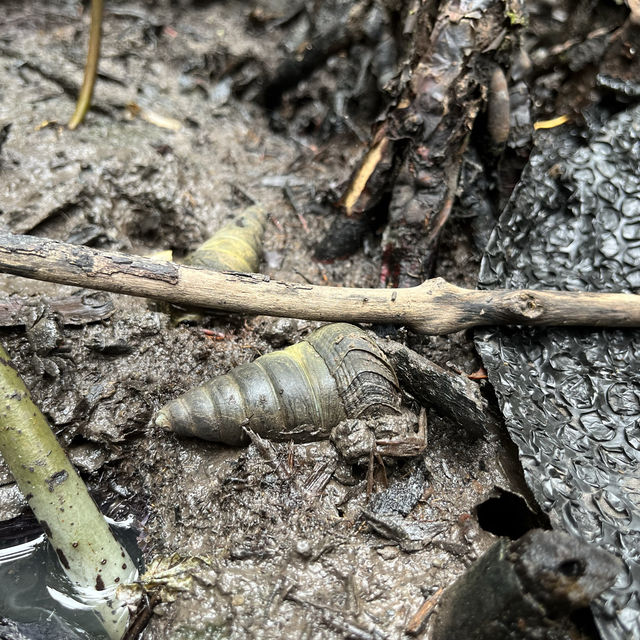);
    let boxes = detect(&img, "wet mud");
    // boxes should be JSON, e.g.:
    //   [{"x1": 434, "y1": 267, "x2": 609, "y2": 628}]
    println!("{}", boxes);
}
[
  {"x1": 0, "y1": 2, "x2": 518, "y2": 638},
  {"x1": 0, "y1": 1, "x2": 635, "y2": 639}
]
